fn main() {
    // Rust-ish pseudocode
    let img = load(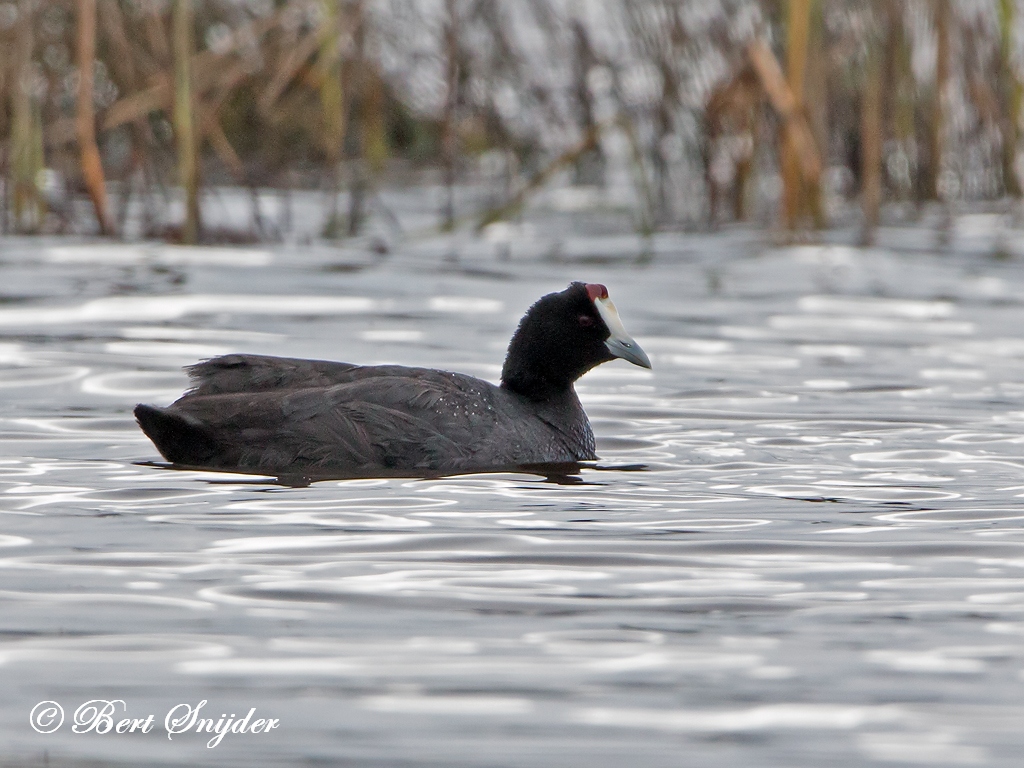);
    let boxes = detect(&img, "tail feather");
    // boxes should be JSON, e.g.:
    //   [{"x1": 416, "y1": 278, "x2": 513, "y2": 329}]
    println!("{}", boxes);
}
[{"x1": 134, "y1": 404, "x2": 220, "y2": 466}]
